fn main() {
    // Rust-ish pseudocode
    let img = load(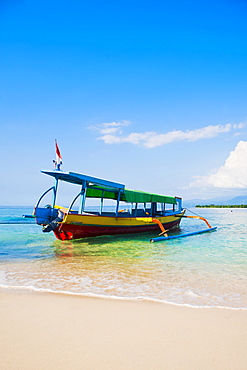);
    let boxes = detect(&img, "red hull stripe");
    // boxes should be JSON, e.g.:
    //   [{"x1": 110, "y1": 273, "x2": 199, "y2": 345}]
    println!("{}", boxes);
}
[{"x1": 53, "y1": 219, "x2": 181, "y2": 240}]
